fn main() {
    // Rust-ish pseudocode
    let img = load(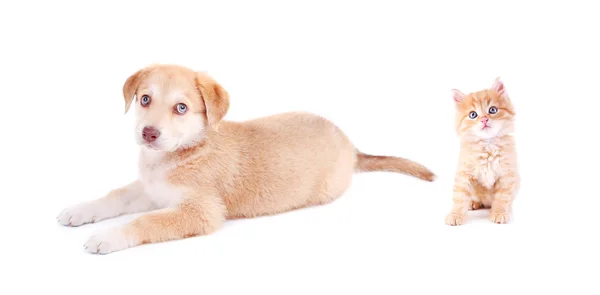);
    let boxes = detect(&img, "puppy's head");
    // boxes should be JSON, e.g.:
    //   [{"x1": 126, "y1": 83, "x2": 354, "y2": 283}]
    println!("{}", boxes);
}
[{"x1": 122, "y1": 64, "x2": 229, "y2": 151}]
